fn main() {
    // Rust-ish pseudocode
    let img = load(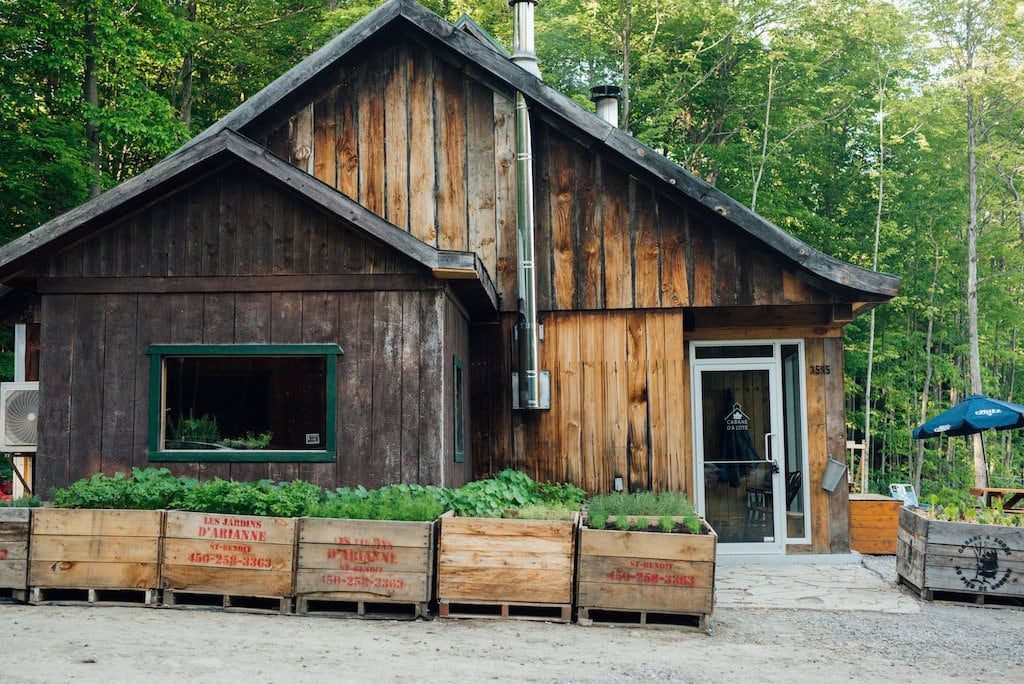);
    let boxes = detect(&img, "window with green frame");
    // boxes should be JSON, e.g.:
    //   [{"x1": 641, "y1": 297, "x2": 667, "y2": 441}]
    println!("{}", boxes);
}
[
  {"x1": 453, "y1": 355, "x2": 465, "y2": 463},
  {"x1": 147, "y1": 344, "x2": 342, "y2": 463}
]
